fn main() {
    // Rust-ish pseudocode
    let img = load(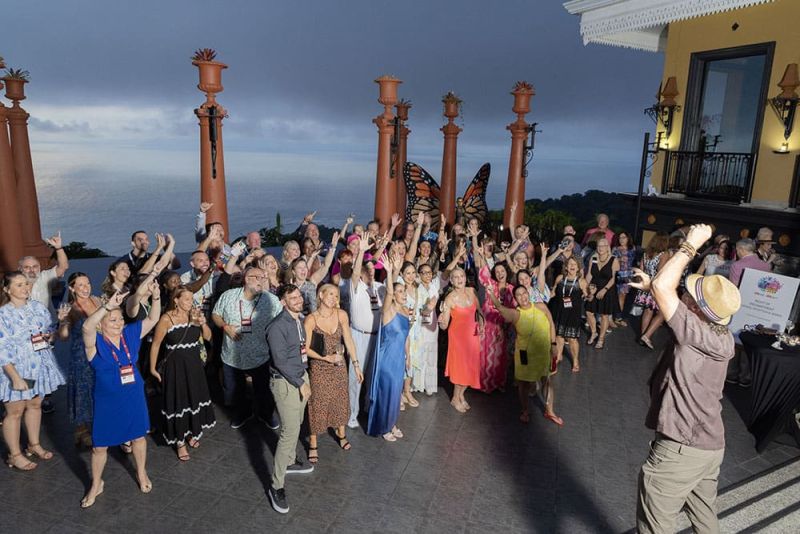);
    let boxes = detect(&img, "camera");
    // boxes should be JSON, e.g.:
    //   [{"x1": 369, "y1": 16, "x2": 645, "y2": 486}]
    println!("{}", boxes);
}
[{"x1": 558, "y1": 239, "x2": 570, "y2": 249}]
